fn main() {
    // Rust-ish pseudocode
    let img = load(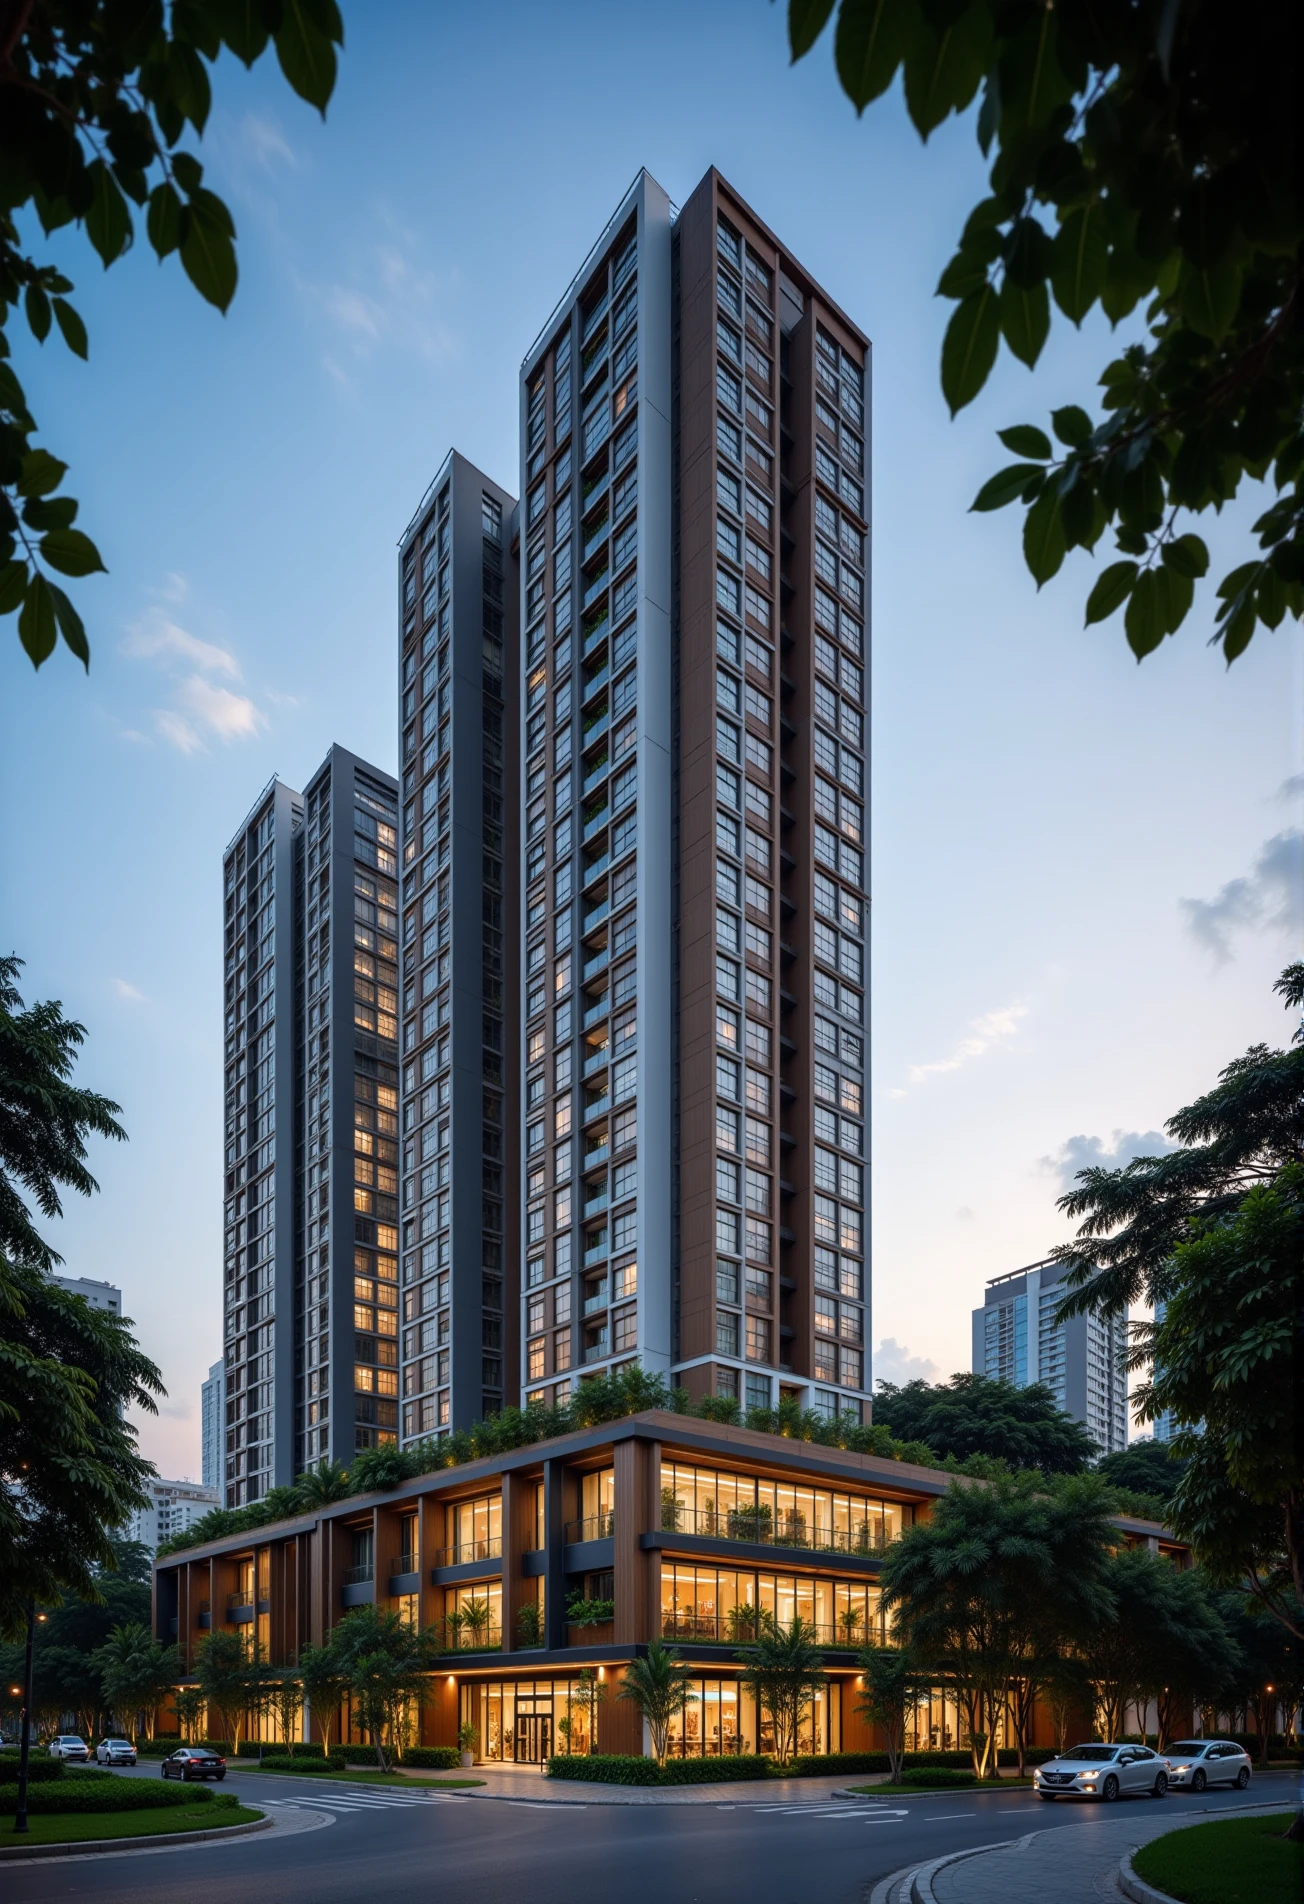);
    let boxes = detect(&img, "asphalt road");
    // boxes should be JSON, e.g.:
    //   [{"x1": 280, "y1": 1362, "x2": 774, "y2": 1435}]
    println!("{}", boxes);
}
[{"x1": 5, "y1": 1763, "x2": 1290, "y2": 1904}]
